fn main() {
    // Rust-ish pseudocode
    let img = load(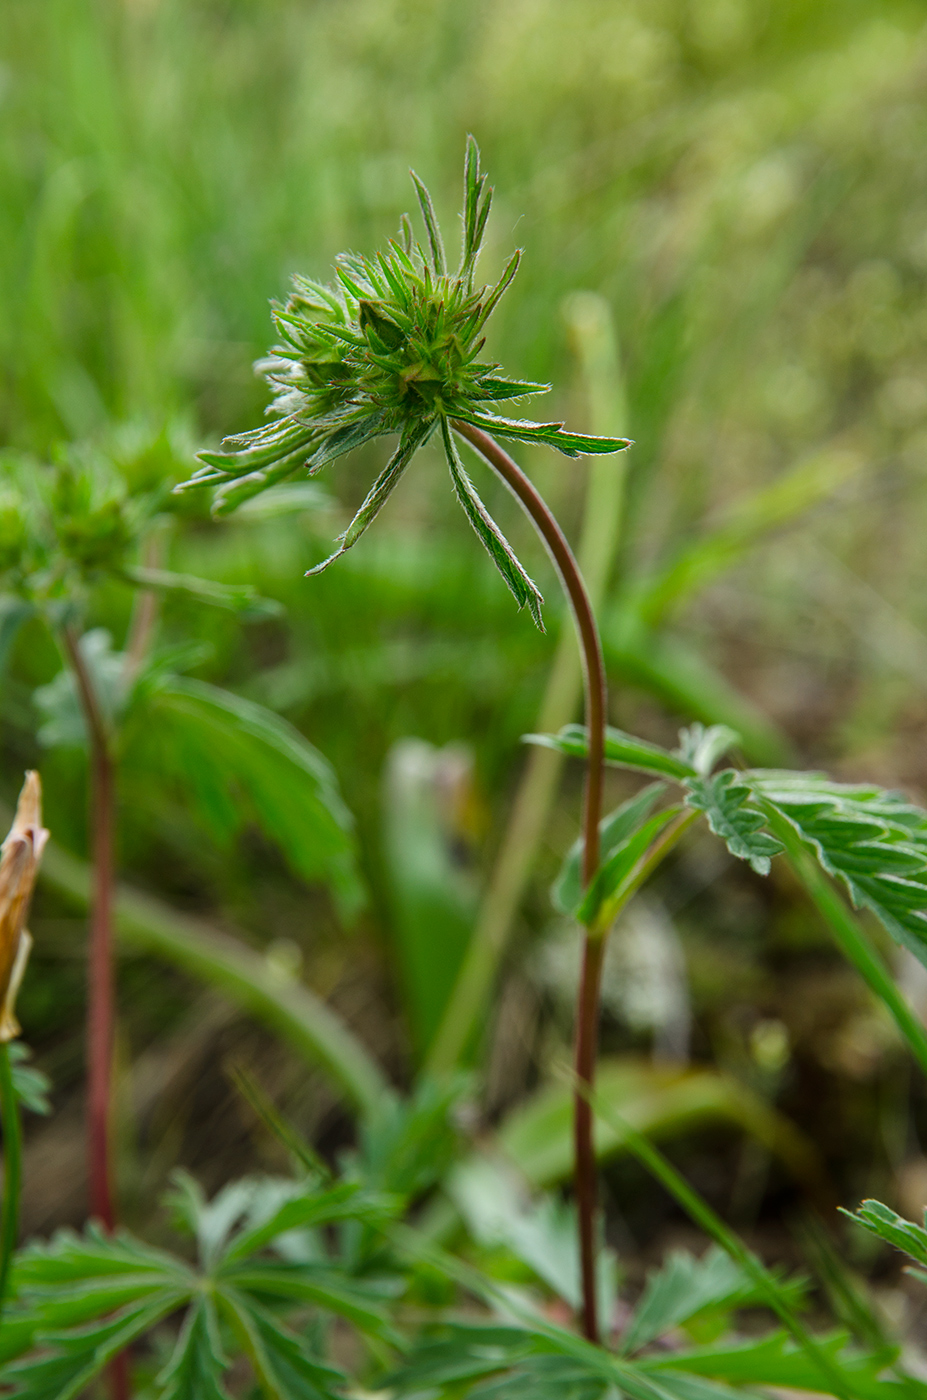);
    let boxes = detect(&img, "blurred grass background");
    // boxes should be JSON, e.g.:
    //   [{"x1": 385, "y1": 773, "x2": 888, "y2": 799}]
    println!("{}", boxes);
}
[{"x1": 5, "y1": 0, "x2": 927, "y2": 1298}]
